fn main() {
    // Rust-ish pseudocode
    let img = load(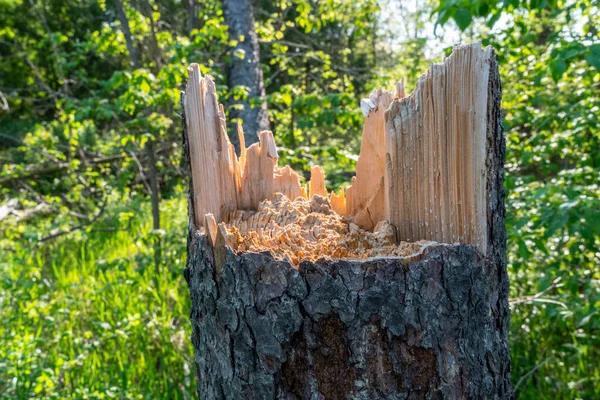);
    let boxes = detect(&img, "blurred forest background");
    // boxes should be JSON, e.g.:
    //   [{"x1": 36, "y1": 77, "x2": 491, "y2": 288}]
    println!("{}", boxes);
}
[{"x1": 0, "y1": 0, "x2": 599, "y2": 398}]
